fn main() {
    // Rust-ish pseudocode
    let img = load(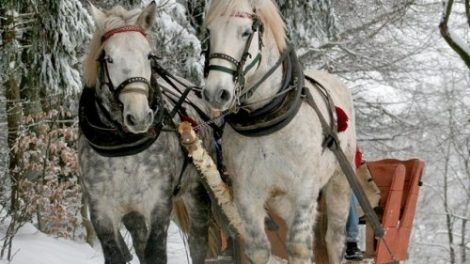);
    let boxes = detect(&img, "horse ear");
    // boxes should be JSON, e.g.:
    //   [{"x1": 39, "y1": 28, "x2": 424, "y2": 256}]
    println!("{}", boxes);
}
[
  {"x1": 89, "y1": 2, "x2": 106, "y2": 25},
  {"x1": 137, "y1": 1, "x2": 157, "y2": 30}
]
